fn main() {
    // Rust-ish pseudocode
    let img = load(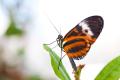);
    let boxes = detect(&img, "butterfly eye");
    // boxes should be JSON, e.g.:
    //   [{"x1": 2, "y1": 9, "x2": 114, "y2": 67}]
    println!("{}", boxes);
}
[{"x1": 84, "y1": 29, "x2": 88, "y2": 33}]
